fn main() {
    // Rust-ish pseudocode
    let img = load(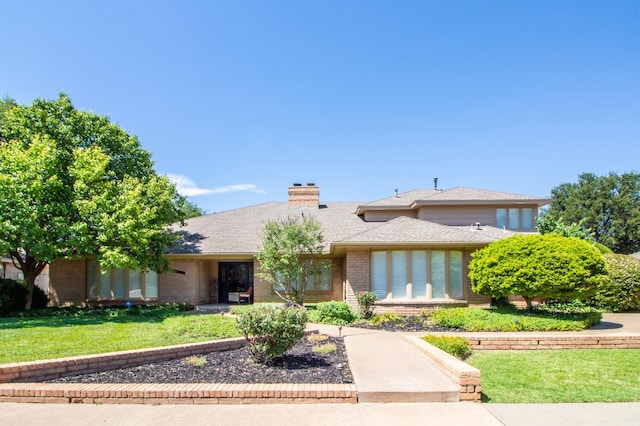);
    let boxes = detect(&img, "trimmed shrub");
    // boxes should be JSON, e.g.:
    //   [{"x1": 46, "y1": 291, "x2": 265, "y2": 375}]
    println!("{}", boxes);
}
[
  {"x1": 235, "y1": 305, "x2": 307, "y2": 364},
  {"x1": 429, "y1": 307, "x2": 601, "y2": 332},
  {"x1": 422, "y1": 334, "x2": 471, "y2": 359},
  {"x1": 314, "y1": 301, "x2": 357, "y2": 325},
  {"x1": 469, "y1": 234, "x2": 608, "y2": 309},
  {"x1": 0, "y1": 278, "x2": 28, "y2": 315},
  {"x1": 355, "y1": 291, "x2": 377, "y2": 319},
  {"x1": 588, "y1": 254, "x2": 640, "y2": 312},
  {"x1": 369, "y1": 312, "x2": 403, "y2": 325}
]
